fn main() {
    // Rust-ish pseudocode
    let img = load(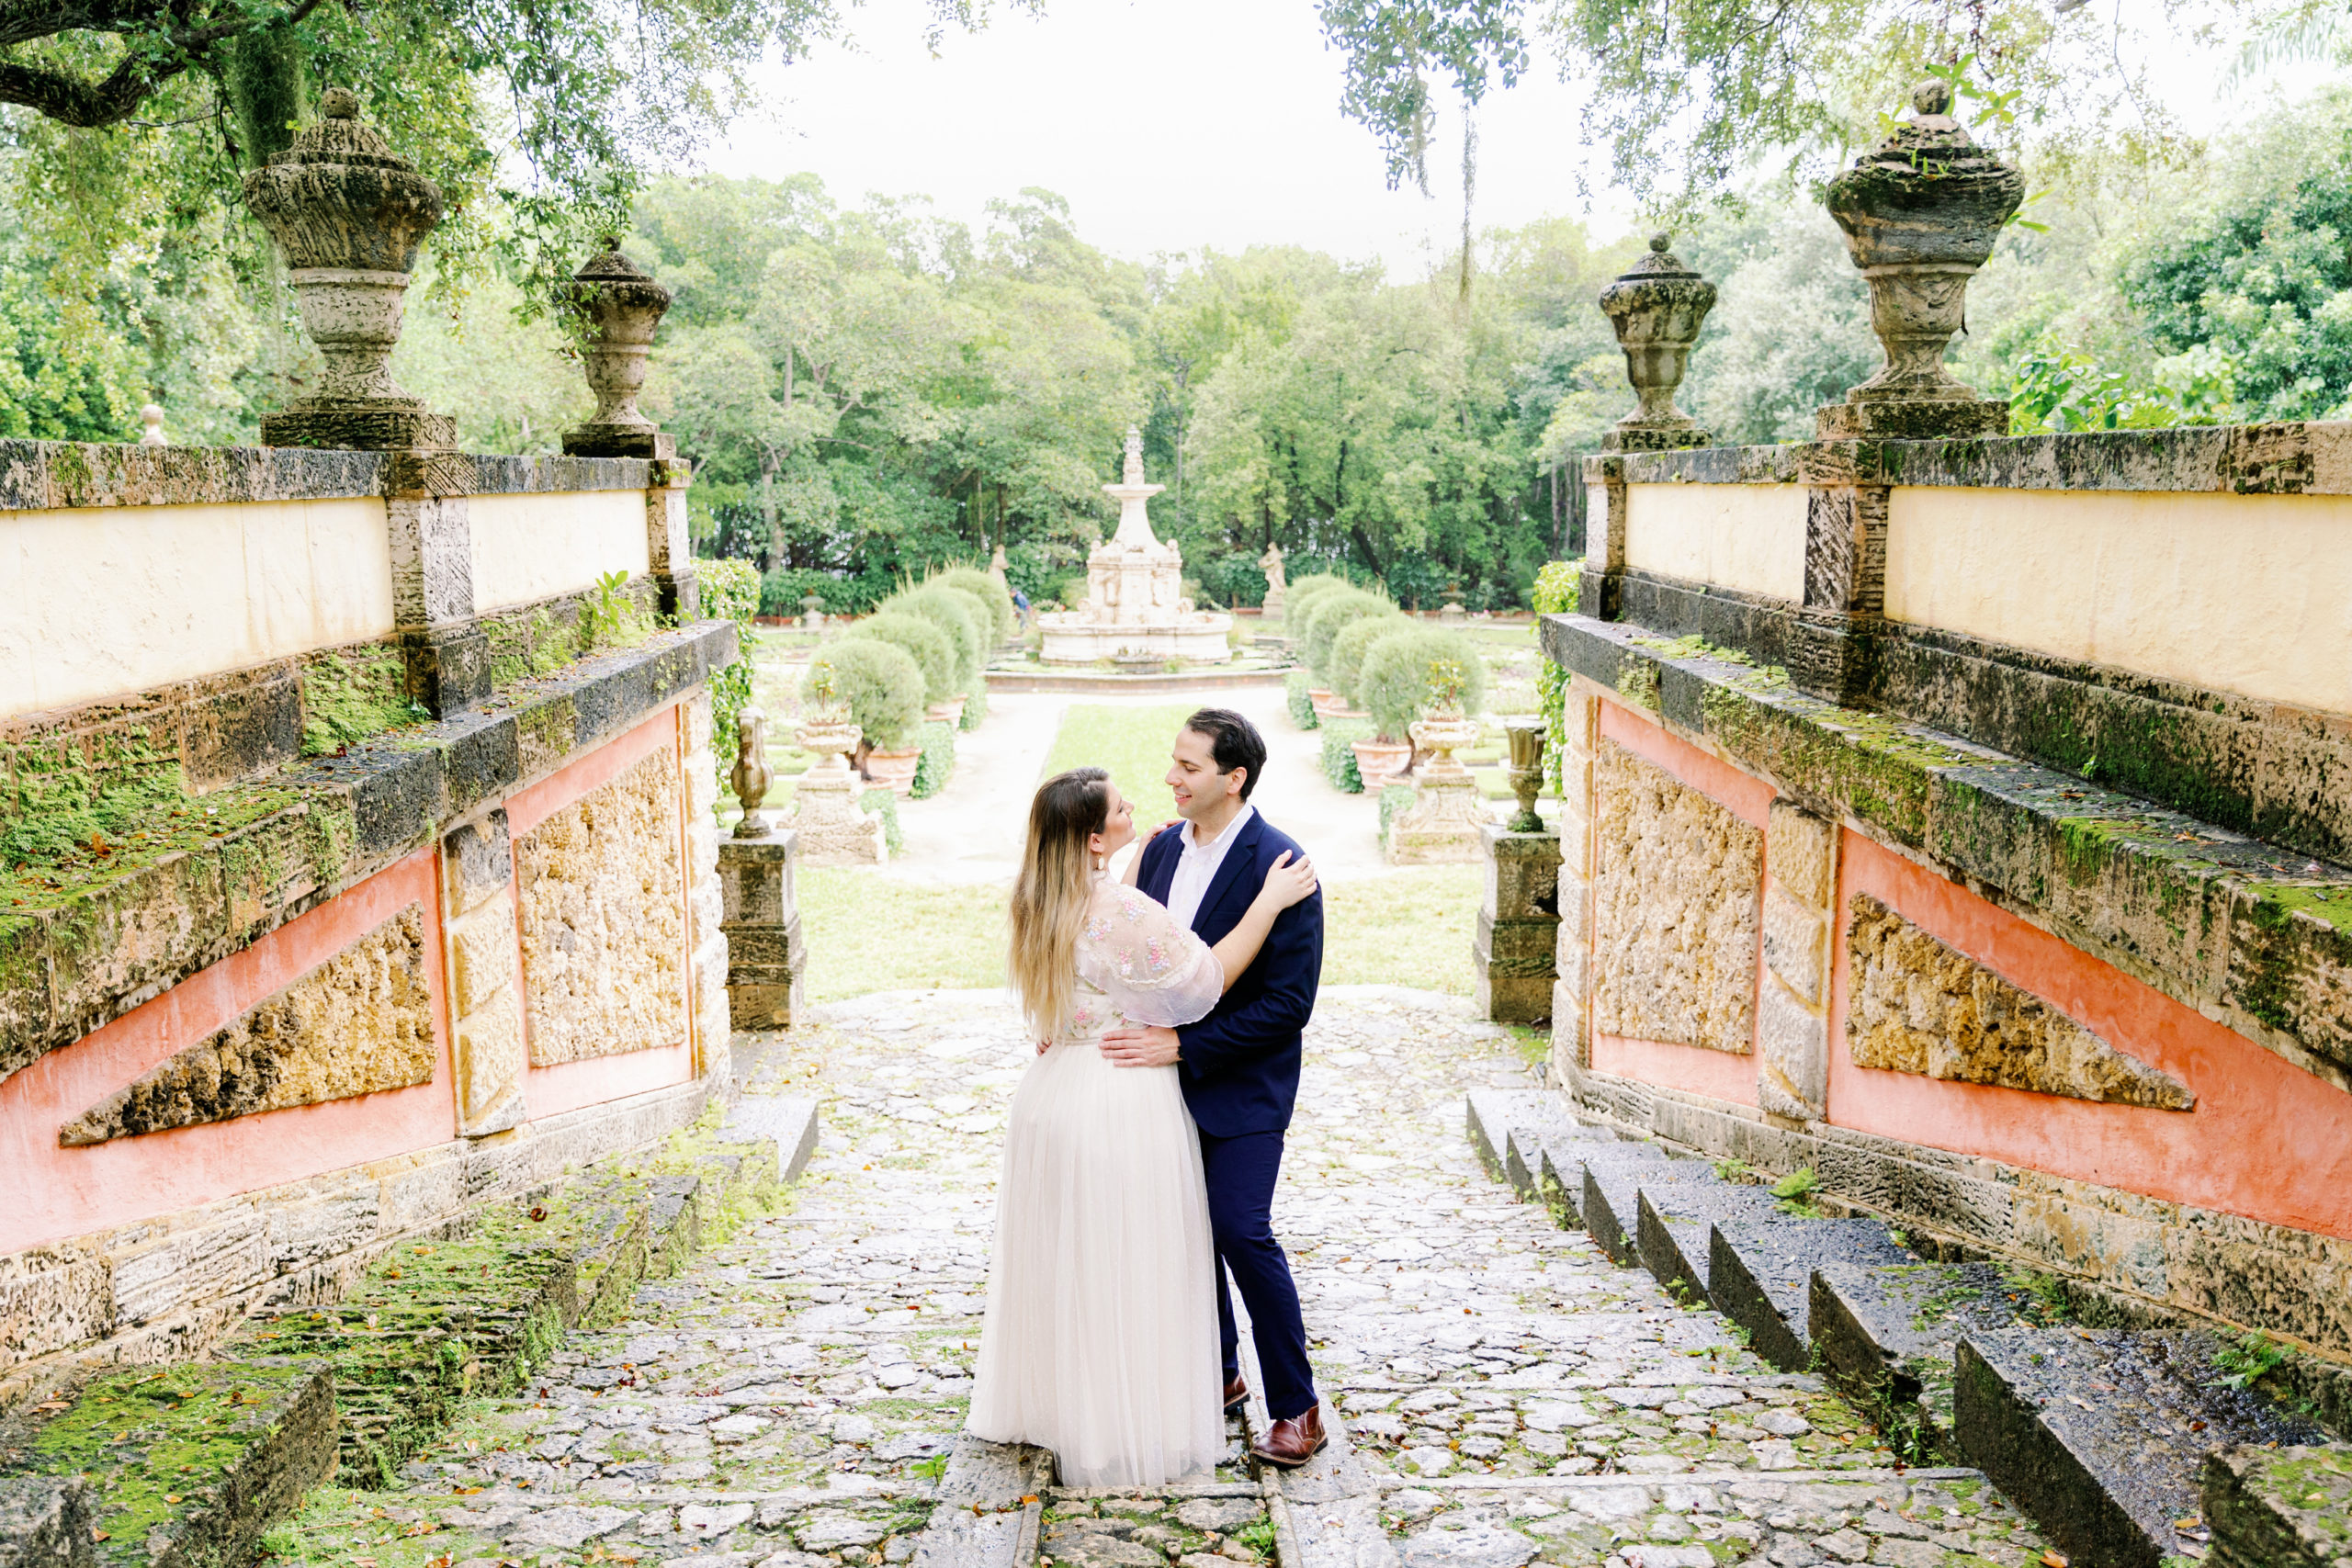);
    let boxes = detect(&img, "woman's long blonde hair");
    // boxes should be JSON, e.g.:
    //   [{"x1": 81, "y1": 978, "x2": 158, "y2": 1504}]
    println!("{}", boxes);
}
[{"x1": 1008, "y1": 768, "x2": 1111, "y2": 1042}]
